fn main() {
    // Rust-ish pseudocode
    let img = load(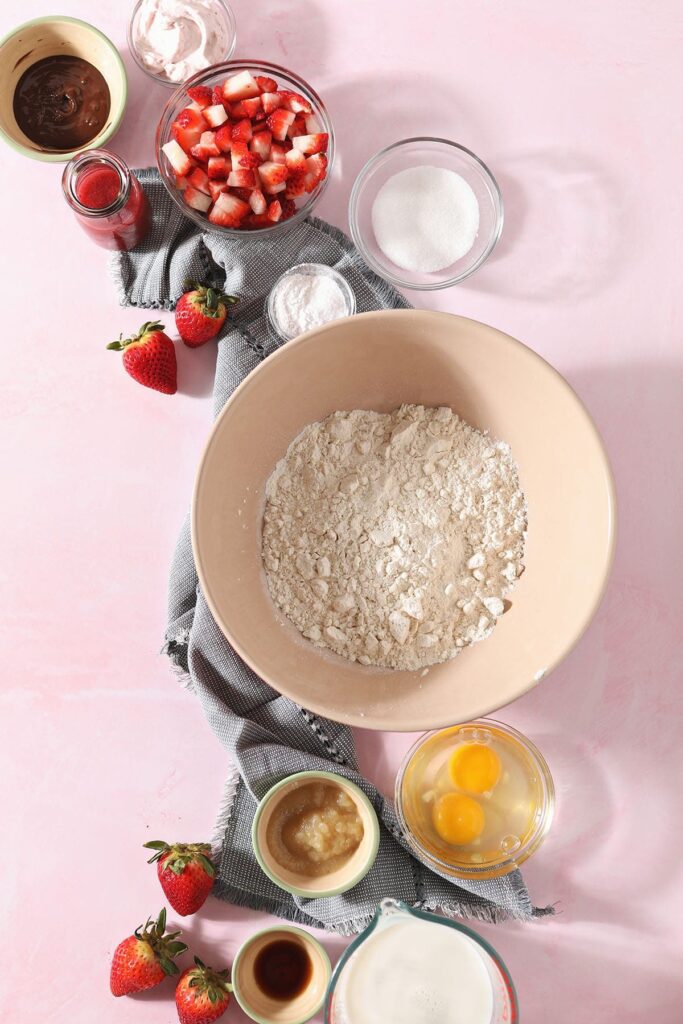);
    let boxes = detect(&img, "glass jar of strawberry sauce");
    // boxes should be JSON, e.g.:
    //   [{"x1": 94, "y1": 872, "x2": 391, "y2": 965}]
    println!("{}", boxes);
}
[{"x1": 61, "y1": 149, "x2": 150, "y2": 251}]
